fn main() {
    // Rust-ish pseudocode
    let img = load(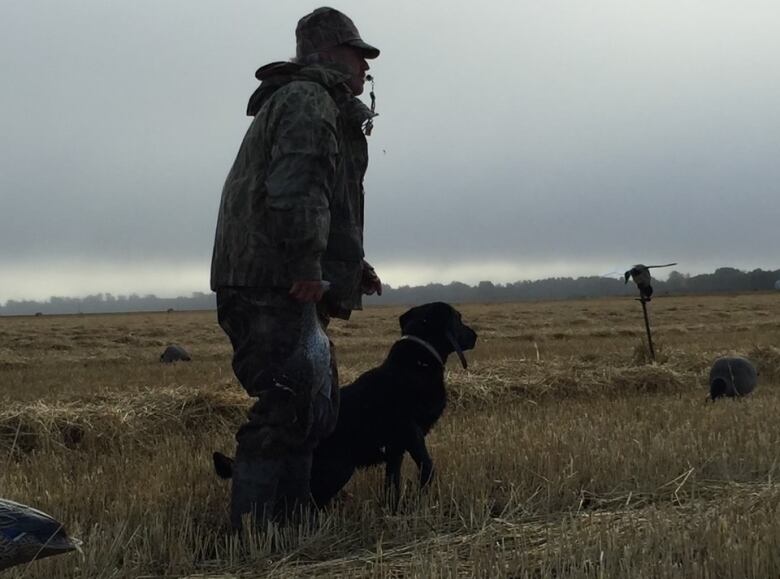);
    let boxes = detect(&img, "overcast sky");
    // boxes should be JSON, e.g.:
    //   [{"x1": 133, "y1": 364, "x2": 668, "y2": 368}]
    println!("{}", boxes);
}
[{"x1": 2, "y1": 0, "x2": 779, "y2": 302}]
